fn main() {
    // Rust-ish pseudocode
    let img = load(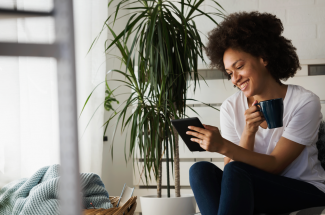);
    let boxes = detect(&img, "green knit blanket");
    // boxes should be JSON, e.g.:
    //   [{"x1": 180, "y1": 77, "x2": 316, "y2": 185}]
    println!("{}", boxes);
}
[{"x1": 0, "y1": 164, "x2": 113, "y2": 215}]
